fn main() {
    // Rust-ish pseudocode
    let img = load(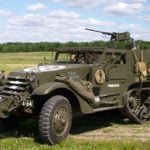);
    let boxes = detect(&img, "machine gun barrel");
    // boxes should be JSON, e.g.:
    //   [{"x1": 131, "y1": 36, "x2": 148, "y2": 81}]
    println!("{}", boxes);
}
[
  {"x1": 85, "y1": 28, "x2": 114, "y2": 36},
  {"x1": 85, "y1": 28, "x2": 130, "y2": 41}
]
